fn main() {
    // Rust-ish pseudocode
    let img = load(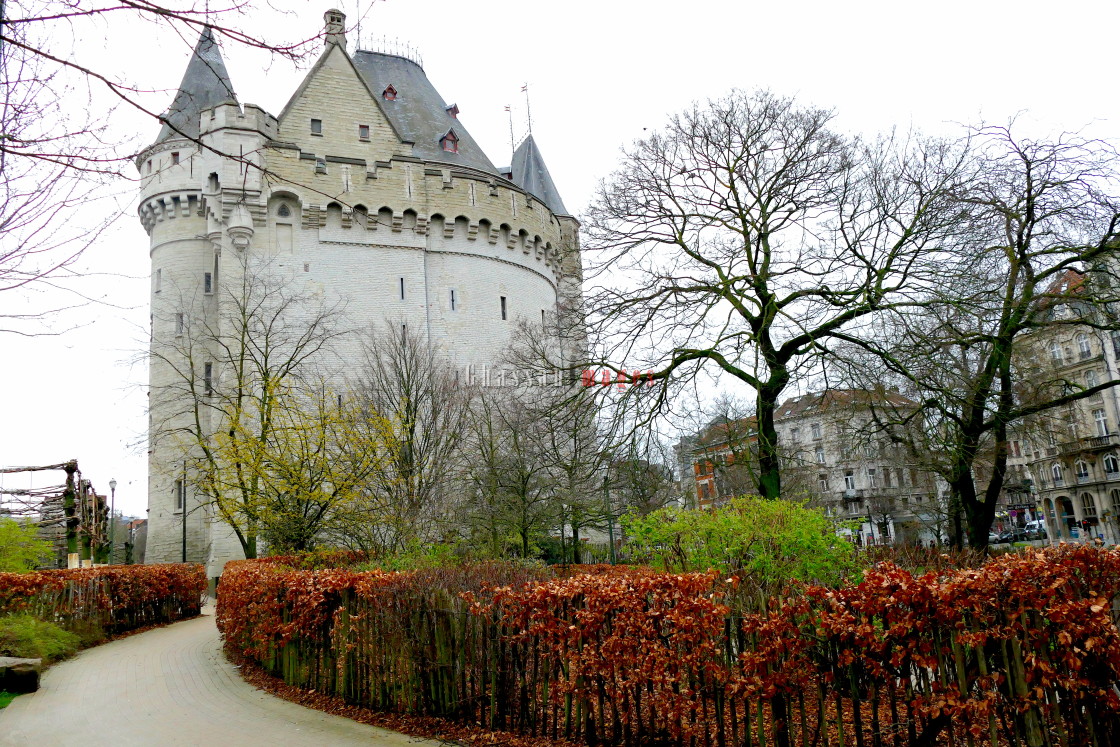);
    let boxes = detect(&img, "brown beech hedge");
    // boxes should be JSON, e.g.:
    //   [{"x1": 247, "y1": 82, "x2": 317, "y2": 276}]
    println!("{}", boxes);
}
[
  {"x1": 217, "y1": 546, "x2": 1120, "y2": 747},
  {"x1": 0, "y1": 564, "x2": 206, "y2": 635}
]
